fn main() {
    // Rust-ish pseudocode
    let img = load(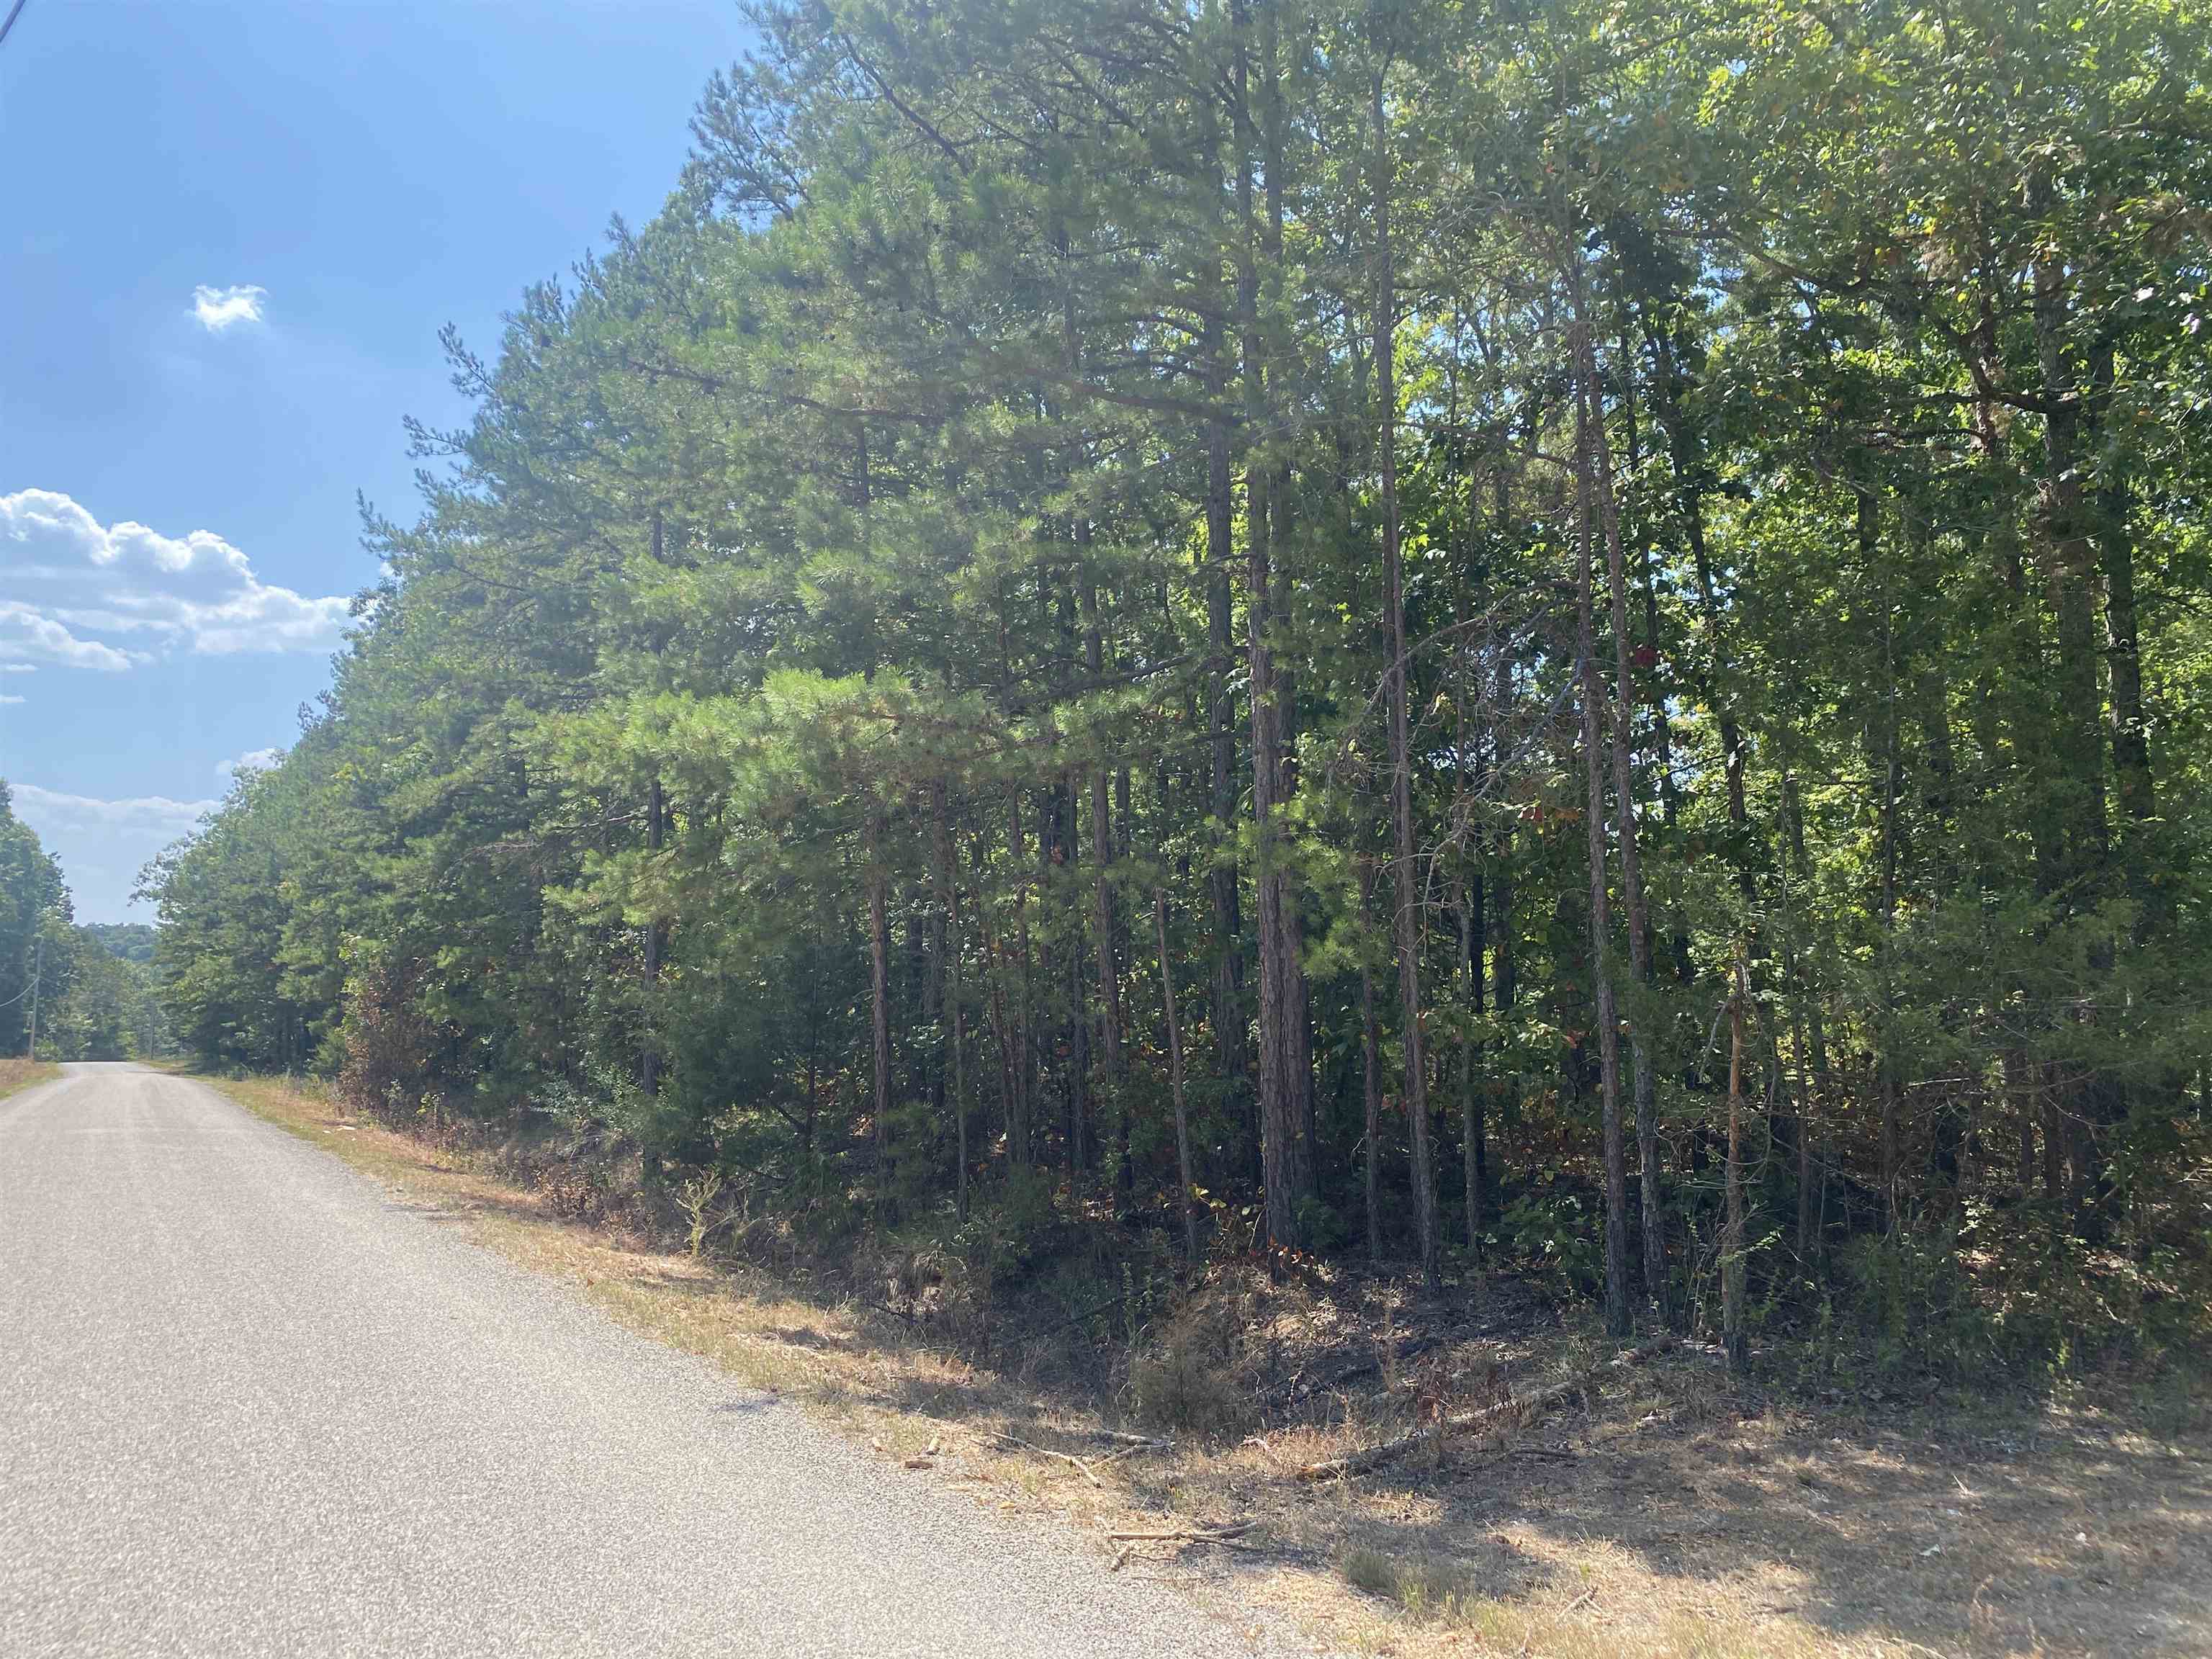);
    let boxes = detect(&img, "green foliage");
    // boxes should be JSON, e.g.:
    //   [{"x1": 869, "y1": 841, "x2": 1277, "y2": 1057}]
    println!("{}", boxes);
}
[
  {"x1": 40, "y1": 930, "x2": 168, "y2": 1061},
  {"x1": 81, "y1": 923, "x2": 158, "y2": 966},
  {"x1": 978, "y1": 1164, "x2": 1071, "y2": 1286},
  {"x1": 0, "y1": 780, "x2": 71, "y2": 1058},
  {"x1": 1496, "y1": 1184, "x2": 1604, "y2": 1299},
  {"x1": 1827, "y1": 1202, "x2": 2212, "y2": 1388},
  {"x1": 133, "y1": 0, "x2": 2212, "y2": 1374},
  {"x1": 1835, "y1": 1231, "x2": 2000, "y2": 1383}
]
